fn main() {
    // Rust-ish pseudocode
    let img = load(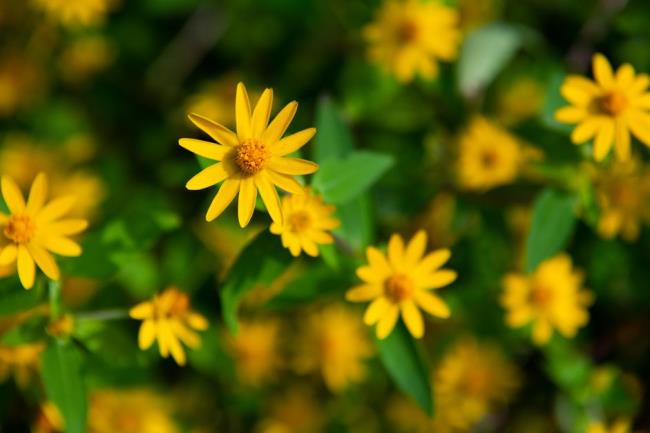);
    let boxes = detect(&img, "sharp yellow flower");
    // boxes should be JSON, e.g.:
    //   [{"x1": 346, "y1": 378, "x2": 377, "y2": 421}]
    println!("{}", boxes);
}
[
  {"x1": 501, "y1": 254, "x2": 593, "y2": 345},
  {"x1": 226, "y1": 319, "x2": 281, "y2": 386},
  {"x1": 129, "y1": 287, "x2": 208, "y2": 366},
  {"x1": 364, "y1": 0, "x2": 461, "y2": 83},
  {"x1": 0, "y1": 173, "x2": 88, "y2": 289},
  {"x1": 555, "y1": 53, "x2": 650, "y2": 161},
  {"x1": 32, "y1": 0, "x2": 114, "y2": 27},
  {"x1": 294, "y1": 305, "x2": 373, "y2": 392},
  {"x1": 0, "y1": 342, "x2": 46, "y2": 389},
  {"x1": 588, "y1": 420, "x2": 631, "y2": 433},
  {"x1": 270, "y1": 189, "x2": 340, "y2": 257},
  {"x1": 346, "y1": 230, "x2": 456, "y2": 339},
  {"x1": 180, "y1": 82, "x2": 319, "y2": 227}
]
